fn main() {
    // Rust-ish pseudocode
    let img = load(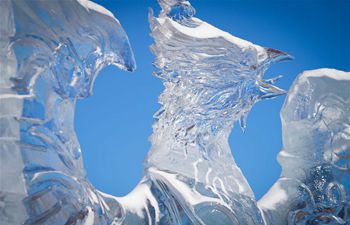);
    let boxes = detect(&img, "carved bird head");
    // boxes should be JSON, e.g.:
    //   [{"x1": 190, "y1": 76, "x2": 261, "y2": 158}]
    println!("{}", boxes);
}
[
  {"x1": 8, "y1": 0, "x2": 136, "y2": 99},
  {"x1": 150, "y1": 0, "x2": 291, "y2": 132}
]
